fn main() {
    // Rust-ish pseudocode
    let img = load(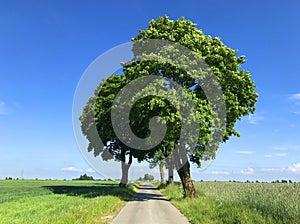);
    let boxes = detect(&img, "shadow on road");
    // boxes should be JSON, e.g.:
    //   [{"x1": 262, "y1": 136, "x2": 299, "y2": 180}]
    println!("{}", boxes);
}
[
  {"x1": 130, "y1": 184, "x2": 170, "y2": 202},
  {"x1": 137, "y1": 186, "x2": 157, "y2": 191},
  {"x1": 131, "y1": 192, "x2": 170, "y2": 201}
]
